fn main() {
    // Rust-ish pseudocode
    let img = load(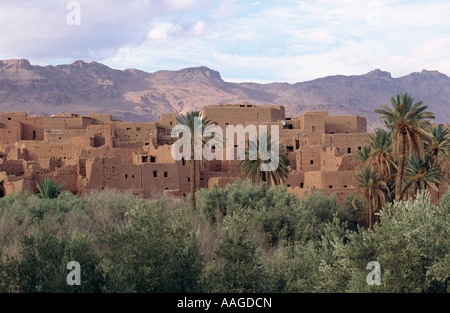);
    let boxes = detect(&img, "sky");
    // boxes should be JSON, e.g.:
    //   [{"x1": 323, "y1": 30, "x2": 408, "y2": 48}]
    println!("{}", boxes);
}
[{"x1": 0, "y1": 0, "x2": 449, "y2": 83}]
